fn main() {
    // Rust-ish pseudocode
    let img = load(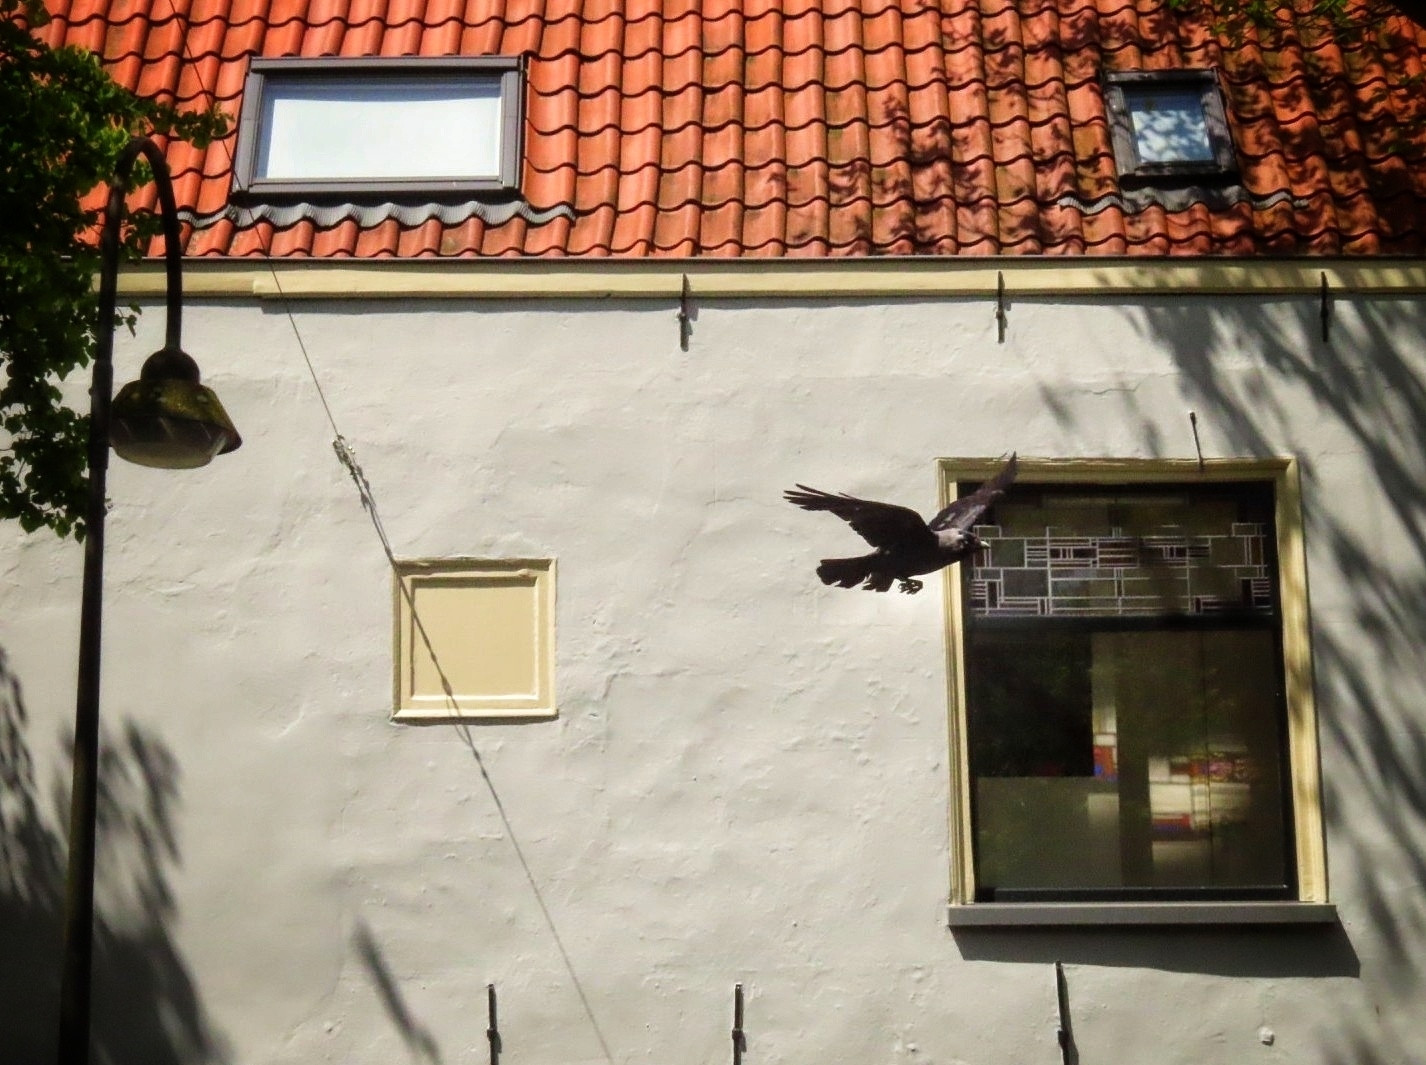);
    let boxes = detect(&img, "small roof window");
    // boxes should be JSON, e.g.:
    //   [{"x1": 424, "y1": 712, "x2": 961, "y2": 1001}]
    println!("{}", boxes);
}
[
  {"x1": 1104, "y1": 70, "x2": 1237, "y2": 187},
  {"x1": 234, "y1": 57, "x2": 524, "y2": 201}
]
